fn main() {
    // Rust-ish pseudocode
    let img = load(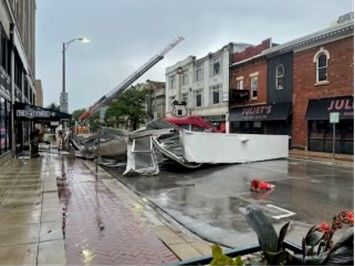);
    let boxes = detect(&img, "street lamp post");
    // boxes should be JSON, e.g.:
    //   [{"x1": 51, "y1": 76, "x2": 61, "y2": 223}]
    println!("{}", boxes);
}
[{"x1": 60, "y1": 37, "x2": 90, "y2": 114}]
